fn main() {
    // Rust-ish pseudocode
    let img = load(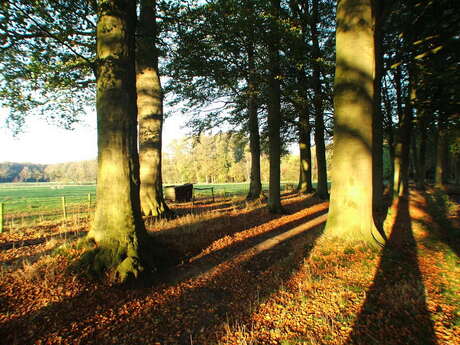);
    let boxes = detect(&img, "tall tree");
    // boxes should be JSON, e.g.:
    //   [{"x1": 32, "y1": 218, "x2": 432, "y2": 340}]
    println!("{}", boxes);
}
[
  {"x1": 267, "y1": 0, "x2": 283, "y2": 213},
  {"x1": 246, "y1": 40, "x2": 263, "y2": 199},
  {"x1": 325, "y1": 0, "x2": 384, "y2": 245},
  {"x1": 136, "y1": 0, "x2": 172, "y2": 218},
  {"x1": 310, "y1": 0, "x2": 329, "y2": 199},
  {"x1": 83, "y1": 0, "x2": 159, "y2": 281}
]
